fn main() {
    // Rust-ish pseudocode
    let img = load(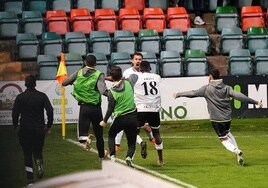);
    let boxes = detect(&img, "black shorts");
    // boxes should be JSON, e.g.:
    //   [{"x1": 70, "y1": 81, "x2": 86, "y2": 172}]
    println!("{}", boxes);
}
[
  {"x1": 211, "y1": 121, "x2": 231, "y2": 138},
  {"x1": 137, "y1": 112, "x2": 160, "y2": 129}
]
